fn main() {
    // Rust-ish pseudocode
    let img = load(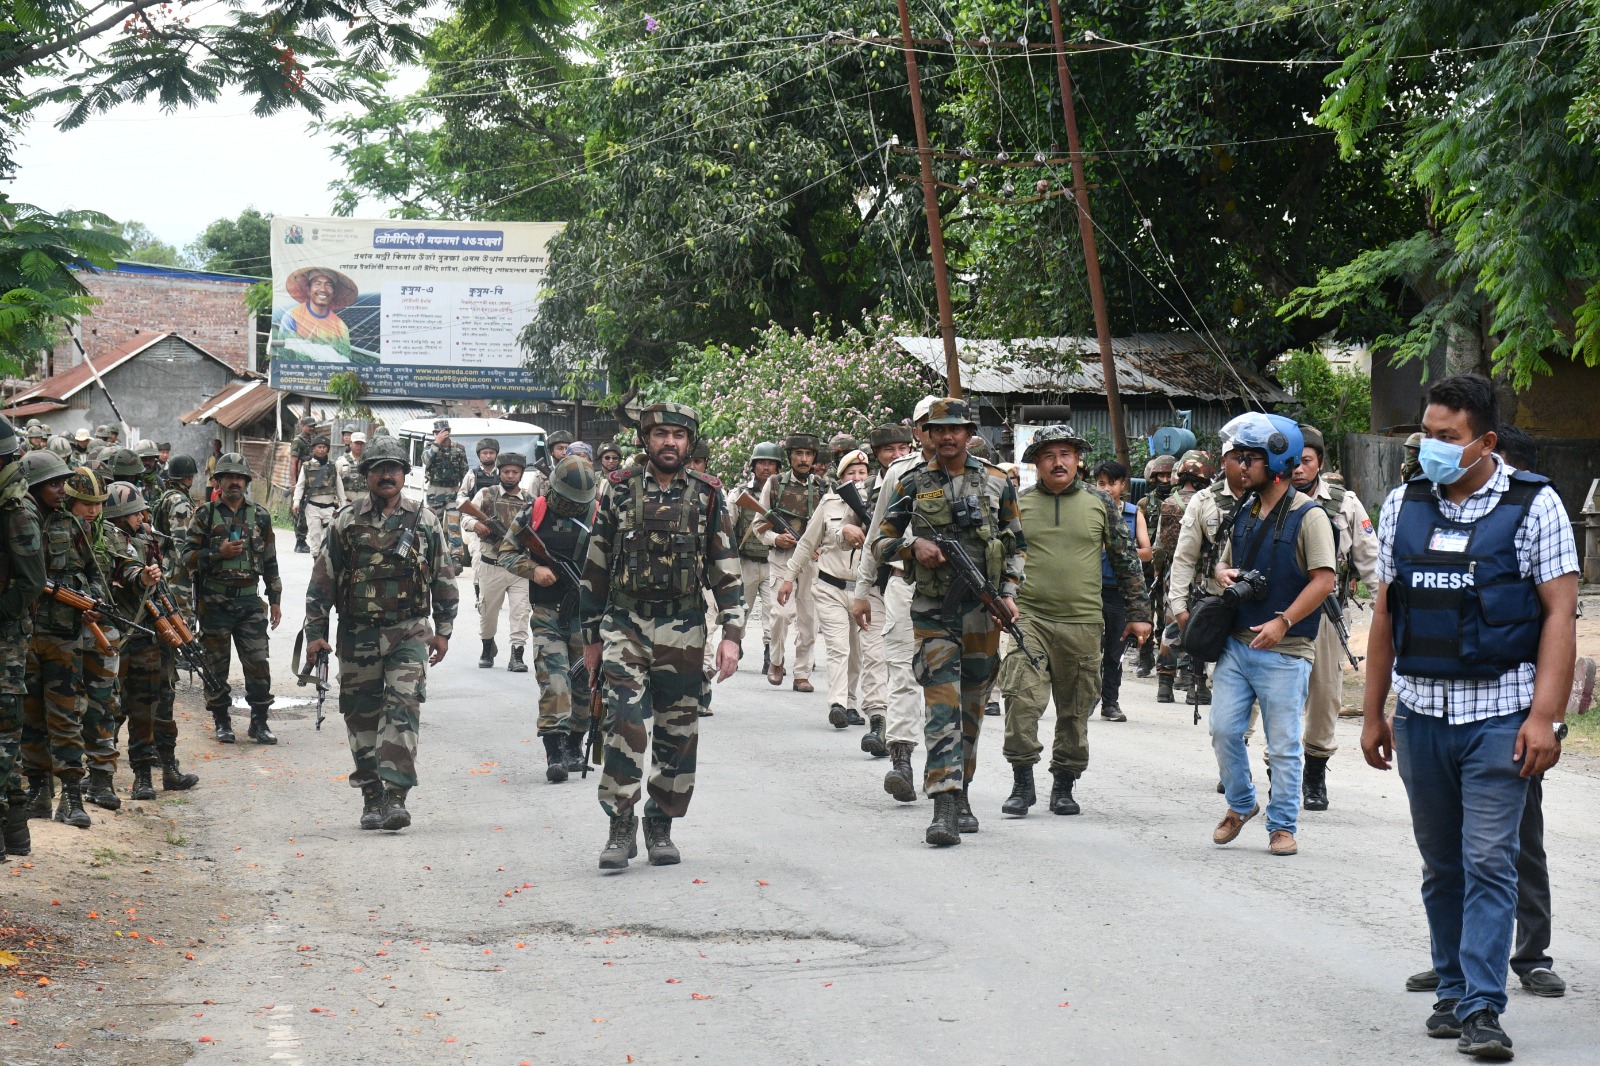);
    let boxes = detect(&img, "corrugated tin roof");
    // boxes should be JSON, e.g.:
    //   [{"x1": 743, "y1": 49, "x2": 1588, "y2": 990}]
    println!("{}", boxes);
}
[
  {"x1": 1, "y1": 399, "x2": 69, "y2": 419},
  {"x1": 894, "y1": 332, "x2": 1293, "y2": 405},
  {"x1": 181, "y1": 379, "x2": 278, "y2": 430},
  {"x1": 301, "y1": 399, "x2": 440, "y2": 426},
  {"x1": 8, "y1": 332, "x2": 248, "y2": 410}
]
